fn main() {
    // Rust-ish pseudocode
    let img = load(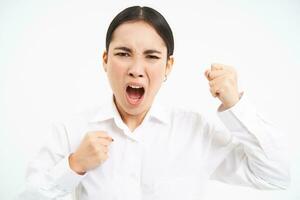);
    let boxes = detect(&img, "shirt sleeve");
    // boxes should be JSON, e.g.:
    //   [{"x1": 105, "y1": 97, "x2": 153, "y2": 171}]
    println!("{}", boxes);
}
[
  {"x1": 209, "y1": 93, "x2": 290, "y2": 190},
  {"x1": 15, "y1": 122, "x2": 85, "y2": 200}
]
